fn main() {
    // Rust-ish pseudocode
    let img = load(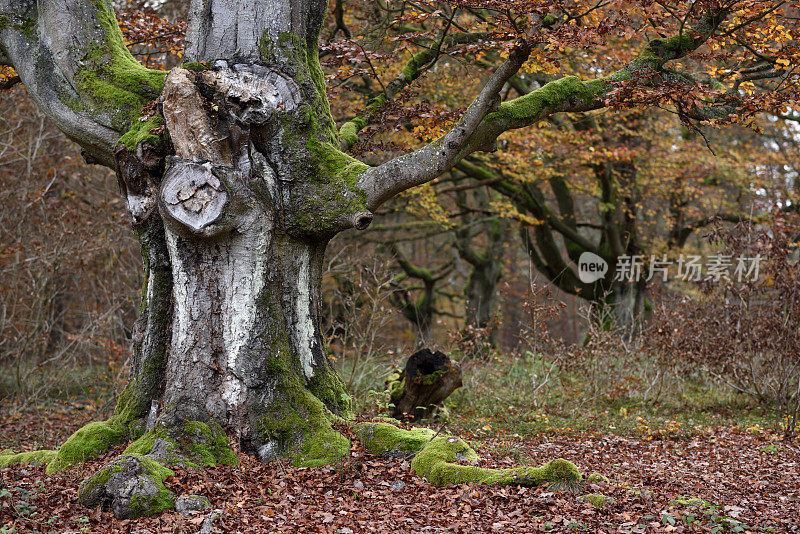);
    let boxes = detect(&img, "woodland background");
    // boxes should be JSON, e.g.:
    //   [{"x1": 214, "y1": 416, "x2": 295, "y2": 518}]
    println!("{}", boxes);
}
[{"x1": 1, "y1": 0, "x2": 799, "y2": 531}]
